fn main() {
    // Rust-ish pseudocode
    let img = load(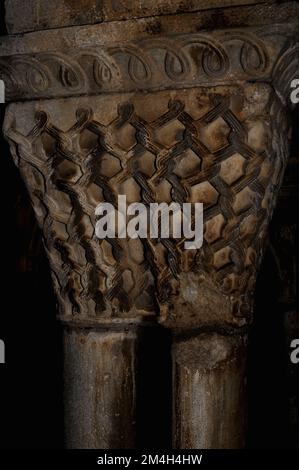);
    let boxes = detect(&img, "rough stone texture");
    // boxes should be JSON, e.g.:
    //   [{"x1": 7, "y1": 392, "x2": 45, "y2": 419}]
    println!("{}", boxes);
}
[
  {"x1": 2, "y1": 3, "x2": 299, "y2": 56},
  {"x1": 5, "y1": 0, "x2": 277, "y2": 34},
  {"x1": 172, "y1": 333, "x2": 248, "y2": 448},
  {"x1": 64, "y1": 328, "x2": 138, "y2": 448},
  {"x1": 5, "y1": 0, "x2": 103, "y2": 34}
]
